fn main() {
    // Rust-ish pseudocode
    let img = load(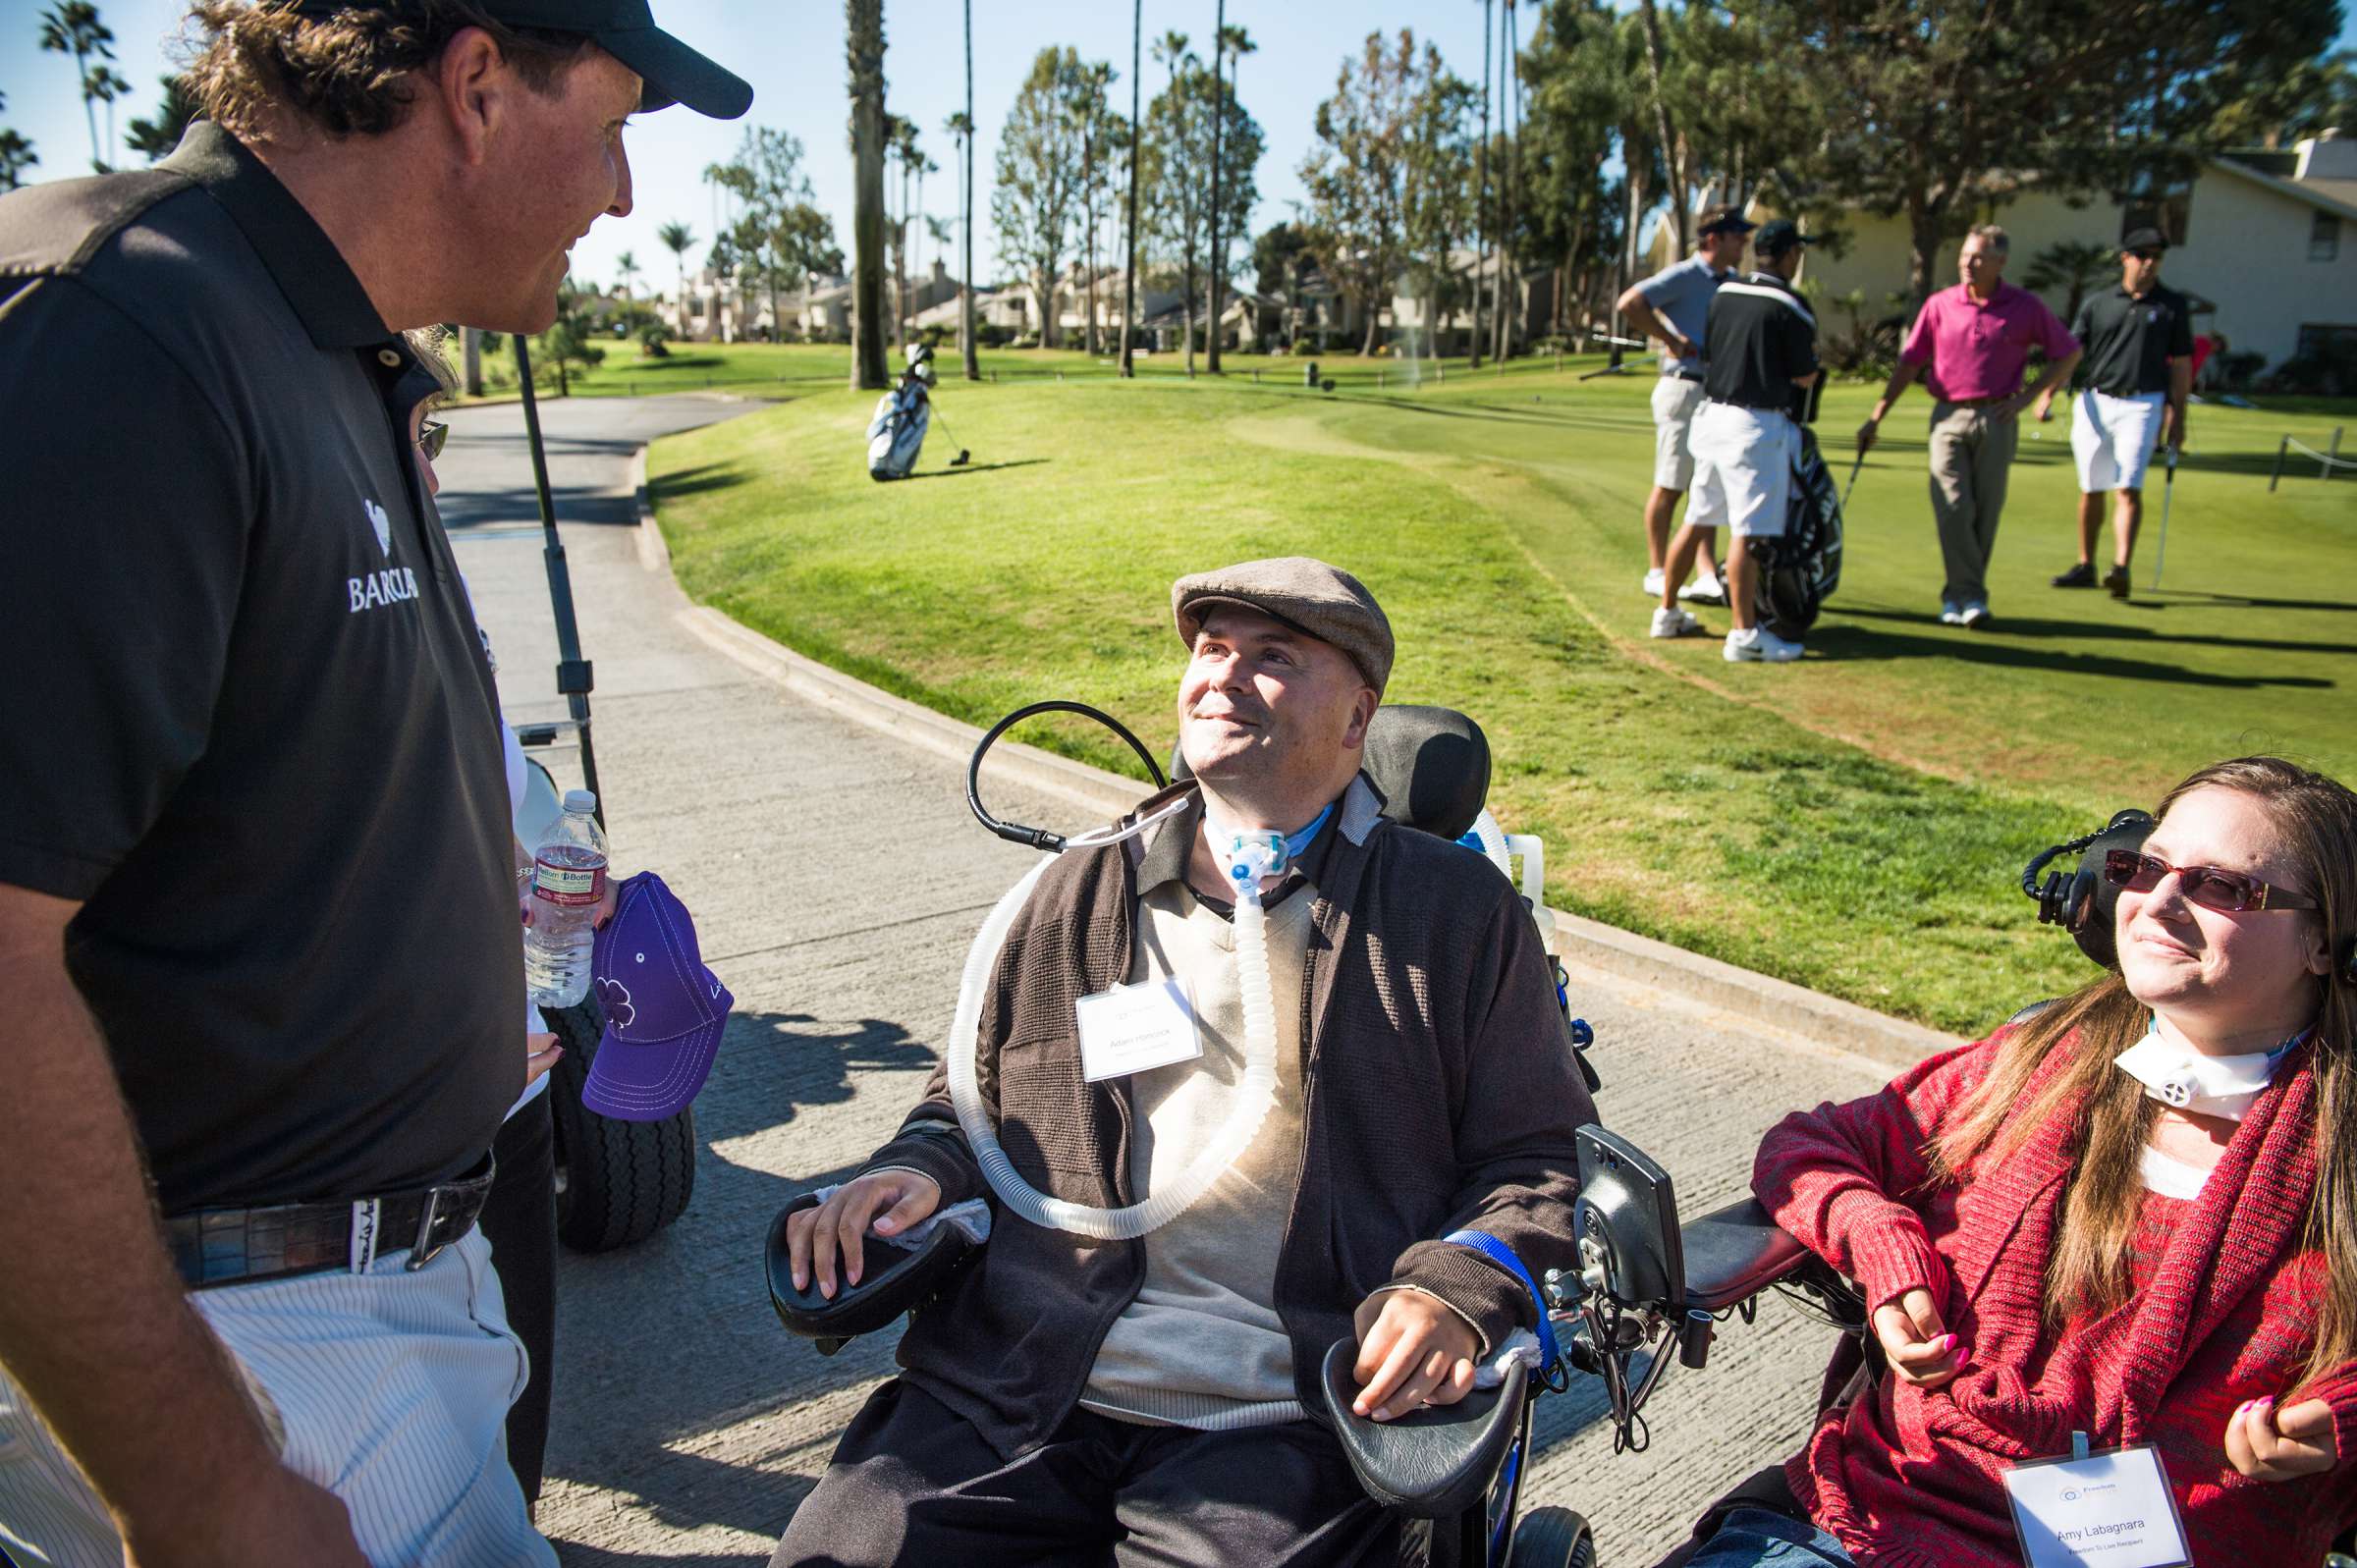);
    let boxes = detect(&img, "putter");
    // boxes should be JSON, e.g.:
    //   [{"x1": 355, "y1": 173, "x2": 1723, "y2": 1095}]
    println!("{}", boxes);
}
[
  {"x1": 2150, "y1": 446, "x2": 2178, "y2": 589},
  {"x1": 1839, "y1": 451, "x2": 1866, "y2": 514},
  {"x1": 928, "y1": 403, "x2": 972, "y2": 467}
]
